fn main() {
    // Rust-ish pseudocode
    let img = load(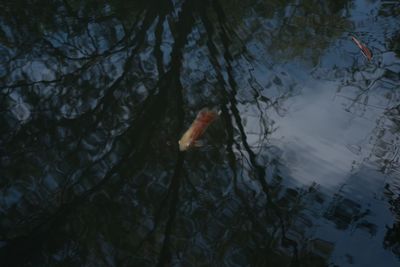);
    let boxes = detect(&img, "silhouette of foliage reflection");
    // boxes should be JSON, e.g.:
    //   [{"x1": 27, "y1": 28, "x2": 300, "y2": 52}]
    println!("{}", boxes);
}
[{"x1": 1, "y1": 0, "x2": 399, "y2": 266}]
